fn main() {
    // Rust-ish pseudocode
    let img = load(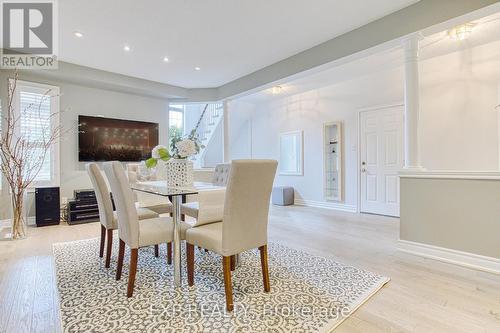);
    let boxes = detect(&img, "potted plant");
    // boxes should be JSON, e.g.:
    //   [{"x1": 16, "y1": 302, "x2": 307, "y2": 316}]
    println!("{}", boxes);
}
[{"x1": 146, "y1": 130, "x2": 203, "y2": 187}]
